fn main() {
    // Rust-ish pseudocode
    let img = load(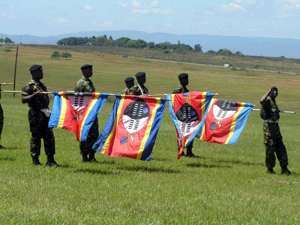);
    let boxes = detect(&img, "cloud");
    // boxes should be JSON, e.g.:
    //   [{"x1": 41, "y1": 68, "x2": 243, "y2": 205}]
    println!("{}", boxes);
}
[
  {"x1": 118, "y1": 2, "x2": 128, "y2": 7},
  {"x1": 7, "y1": 5, "x2": 16, "y2": 9},
  {"x1": 231, "y1": 0, "x2": 256, "y2": 4},
  {"x1": 84, "y1": 5, "x2": 94, "y2": 11},
  {"x1": 118, "y1": 0, "x2": 173, "y2": 15},
  {"x1": 53, "y1": 18, "x2": 69, "y2": 23},
  {"x1": 203, "y1": 3, "x2": 246, "y2": 16}
]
